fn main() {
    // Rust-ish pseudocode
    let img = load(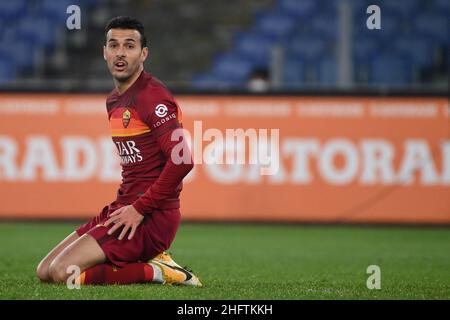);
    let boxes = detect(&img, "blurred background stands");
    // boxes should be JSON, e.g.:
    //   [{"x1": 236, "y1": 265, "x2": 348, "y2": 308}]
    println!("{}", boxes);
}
[{"x1": 0, "y1": 0, "x2": 448, "y2": 92}]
